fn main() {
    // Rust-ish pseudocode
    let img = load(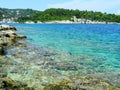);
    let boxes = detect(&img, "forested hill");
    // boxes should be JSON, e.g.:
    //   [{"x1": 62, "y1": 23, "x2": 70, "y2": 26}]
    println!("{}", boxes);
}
[
  {"x1": 19, "y1": 8, "x2": 120, "y2": 23},
  {"x1": 0, "y1": 8, "x2": 38, "y2": 20},
  {"x1": 1, "y1": 8, "x2": 120, "y2": 23},
  {"x1": 17, "y1": 8, "x2": 120, "y2": 23}
]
